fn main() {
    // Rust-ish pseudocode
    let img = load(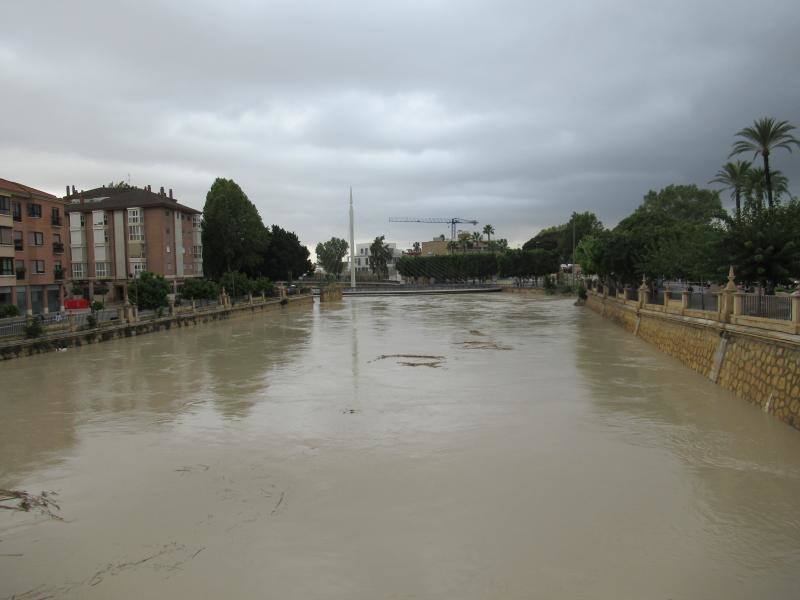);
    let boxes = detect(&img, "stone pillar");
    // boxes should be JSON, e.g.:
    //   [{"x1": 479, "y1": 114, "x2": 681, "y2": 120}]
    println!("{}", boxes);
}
[
  {"x1": 88, "y1": 280, "x2": 95, "y2": 301},
  {"x1": 638, "y1": 276, "x2": 649, "y2": 308},
  {"x1": 663, "y1": 285, "x2": 669, "y2": 308},
  {"x1": 261, "y1": 291, "x2": 266, "y2": 303},
  {"x1": 248, "y1": 292, "x2": 253, "y2": 305},
  {"x1": 718, "y1": 266, "x2": 737, "y2": 323},
  {"x1": 68, "y1": 313, "x2": 77, "y2": 332},
  {"x1": 25, "y1": 285, "x2": 32, "y2": 317},
  {"x1": 59, "y1": 284, "x2": 65, "y2": 313},
  {"x1": 168, "y1": 295, "x2": 175, "y2": 316},
  {"x1": 118, "y1": 305, "x2": 126, "y2": 321},
  {"x1": 601, "y1": 283, "x2": 607, "y2": 298},
  {"x1": 192, "y1": 299, "x2": 197, "y2": 313},
  {"x1": 791, "y1": 291, "x2": 800, "y2": 325},
  {"x1": 681, "y1": 290, "x2": 690, "y2": 310}
]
